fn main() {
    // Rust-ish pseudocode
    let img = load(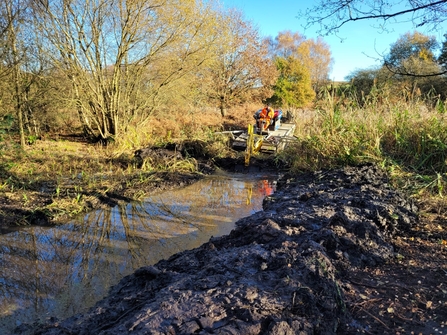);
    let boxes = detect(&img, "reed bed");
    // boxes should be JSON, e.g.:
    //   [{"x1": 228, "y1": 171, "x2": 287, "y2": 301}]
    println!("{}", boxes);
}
[{"x1": 278, "y1": 89, "x2": 447, "y2": 215}]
